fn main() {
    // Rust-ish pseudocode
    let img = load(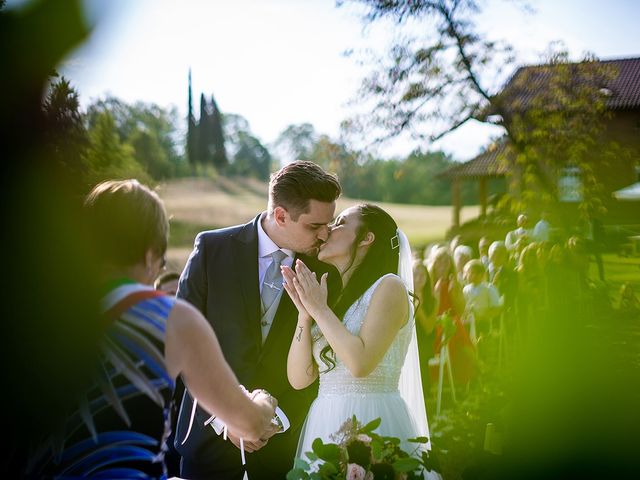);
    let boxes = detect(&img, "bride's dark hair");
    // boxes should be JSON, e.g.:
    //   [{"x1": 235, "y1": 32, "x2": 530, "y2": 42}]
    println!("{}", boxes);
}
[{"x1": 319, "y1": 204, "x2": 400, "y2": 371}]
